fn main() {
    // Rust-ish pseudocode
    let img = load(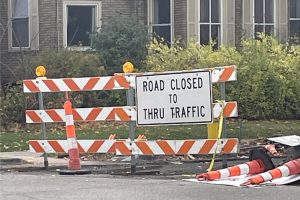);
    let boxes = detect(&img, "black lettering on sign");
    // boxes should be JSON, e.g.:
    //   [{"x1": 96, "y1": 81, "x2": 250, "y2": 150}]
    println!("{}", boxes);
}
[
  {"x1": 170, "y1": 106, "x2": 206, "y2": 118},
  {"x1": 143, "y1": 80, "x2": 165, "y2": 92},
  {"x1": 143, "y1": 108, "x2": 165, "y2": 120},
  {"x1": 170, "y1": 77, "x2": 203, "y2": 90}
]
